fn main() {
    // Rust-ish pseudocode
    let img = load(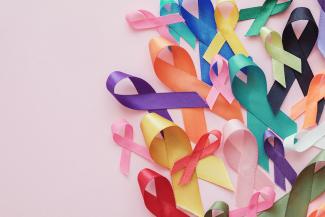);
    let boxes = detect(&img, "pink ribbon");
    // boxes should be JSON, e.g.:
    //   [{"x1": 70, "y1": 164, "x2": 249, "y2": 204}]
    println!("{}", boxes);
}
[
  {"x1": 206, "y1": 55, "x2": 235, "y2": 109},
  {"x1": 223, "y1": 119, "x2": 274, "y2": 207},
  {"x1": 111, "y1": 119, "x2": 154, "y2": 176},
  {"x1": 229, "y1": 187, "x2": 275, "y2": 217},
  {"x1": 125, "y1": 10, "x2": 184, "y2": 43}
]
